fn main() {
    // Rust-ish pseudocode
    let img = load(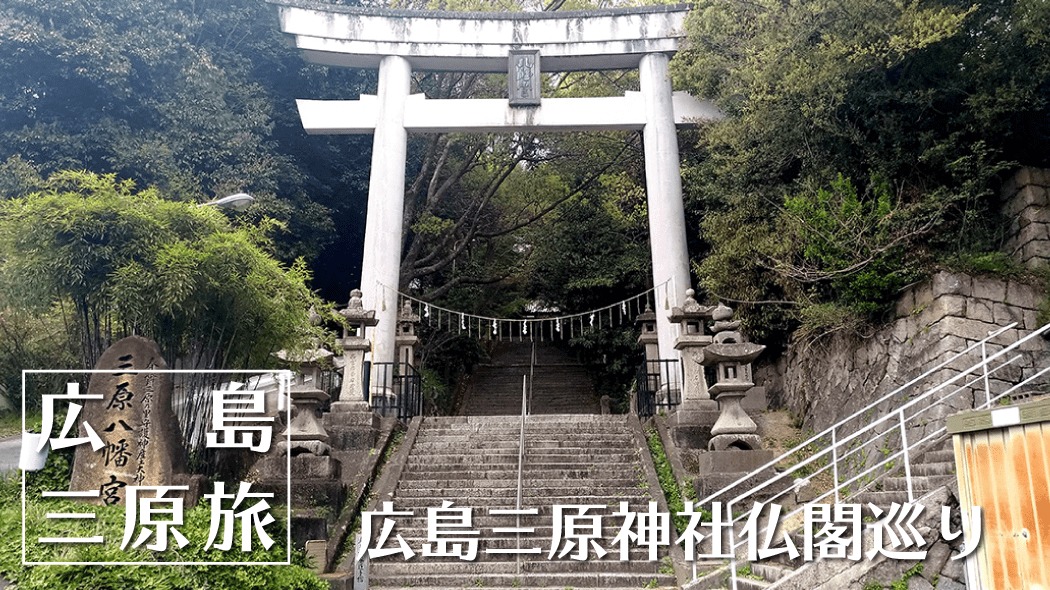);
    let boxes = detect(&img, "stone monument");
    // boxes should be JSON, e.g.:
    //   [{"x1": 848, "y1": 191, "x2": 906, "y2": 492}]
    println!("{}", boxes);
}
[{"x1": 70, "y1": 336, "x2": 189, "y2": 505}]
